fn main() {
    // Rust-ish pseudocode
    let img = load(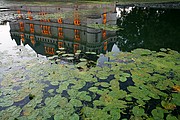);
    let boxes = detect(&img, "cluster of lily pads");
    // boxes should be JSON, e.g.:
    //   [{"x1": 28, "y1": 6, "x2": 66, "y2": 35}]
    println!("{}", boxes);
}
[
  {"x1": 0, "y1": 47, "x2": 180, "y2": 120},
  {"x1": 47, "y1": 48, "x2": 98, "y2": 69}
]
